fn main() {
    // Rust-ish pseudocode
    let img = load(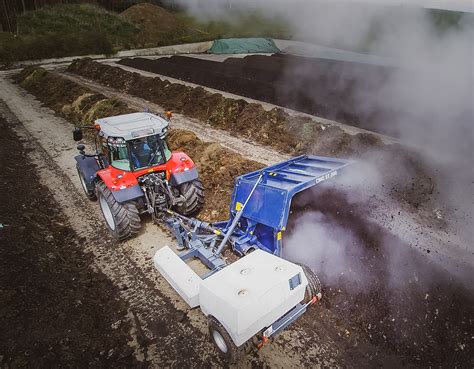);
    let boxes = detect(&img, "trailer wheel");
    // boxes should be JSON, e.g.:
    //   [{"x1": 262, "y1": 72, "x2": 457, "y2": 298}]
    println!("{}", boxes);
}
[
  {"x1": 175, "y1": 179, "x2": 204, "y2": 216},
  {"x1": 208, "y1": 316, "x2": 241, "y2": 363},
  {"x1": 76, "y1": 164, "x2": 96, "y2": 200},
  {"x1": 299, "y1": 264, "x2": 322, "y2": 303},
  {"x1": 95, "y1": 181, "x2": 141, "y2": 240}
]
